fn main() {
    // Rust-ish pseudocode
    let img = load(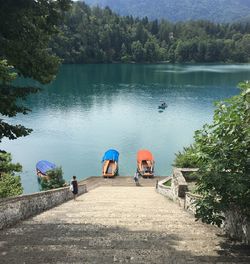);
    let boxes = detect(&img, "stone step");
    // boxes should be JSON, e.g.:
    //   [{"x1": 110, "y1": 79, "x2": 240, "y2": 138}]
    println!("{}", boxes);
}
[{"x1": 1, "y1": 186, "x2": 250, "y2": 263}]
